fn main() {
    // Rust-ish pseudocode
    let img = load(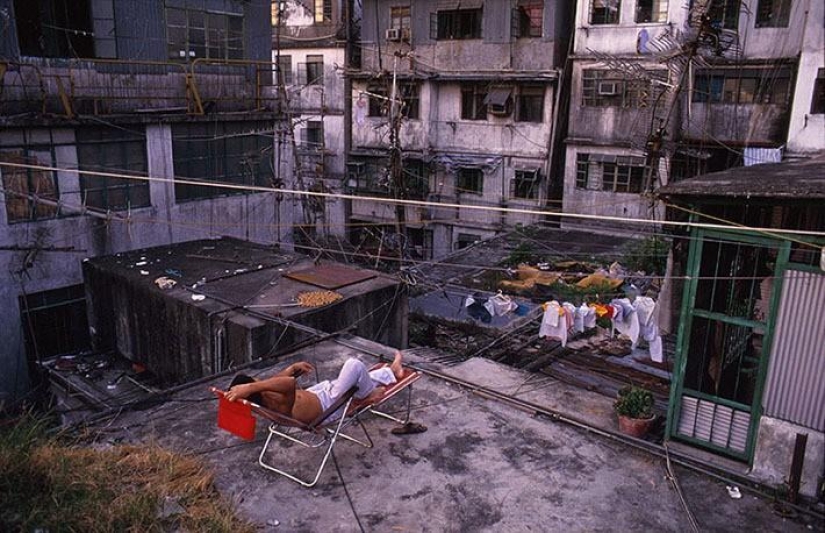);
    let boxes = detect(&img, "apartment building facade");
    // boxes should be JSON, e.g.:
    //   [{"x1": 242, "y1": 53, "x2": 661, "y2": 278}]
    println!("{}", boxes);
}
[
  {"x1": 0, "y1": 0, "x2": 281, "y2": 403},
  {"x1": 564, "y1": 0, "x2": 824, "y2": 228},
  {"x1": 271, "y1": 0, "x2": 350, "y2": 246},
  {"x1": 348, "y1": 0, "x2": 570, "y2": 260}
]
